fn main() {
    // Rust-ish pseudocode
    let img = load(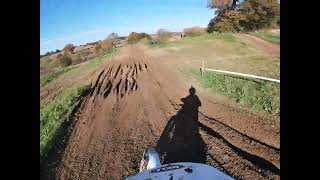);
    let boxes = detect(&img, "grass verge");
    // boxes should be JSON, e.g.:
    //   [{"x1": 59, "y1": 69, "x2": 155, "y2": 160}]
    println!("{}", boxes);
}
[
  {"x1": 189, "y1": 69, "x2": 280, "y2": 115},
  {"x1": 40, "y1": 66, "x2": 77, "y2": 87},
  {"x1": 40, "y1": 47, "x2": 117, "y2": 88},
  {"x1": 179, "y1": 32, "x2": 237, "y2": 43},
  {"x1": 87, "y1": 47, "x2": 117, "y2": 68},
  {"x1": 145, "y1": 39, "x2": 167, "y2": 48},
  {"x1": 40, "y1": 47, "x2": 118, "y2": 163},
  {"x1": 145, "y1": 32, "x2": 237, "y2": 49},
  {"x1": 40, "y1": 85, "x2": 88, "y2": 162}
]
